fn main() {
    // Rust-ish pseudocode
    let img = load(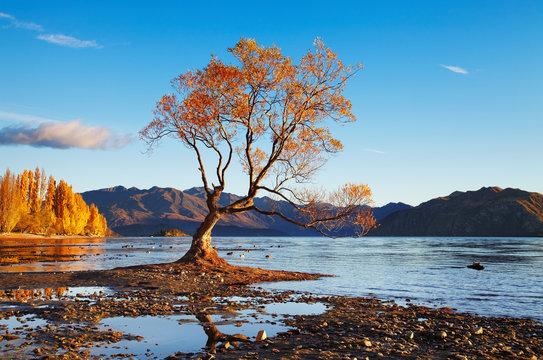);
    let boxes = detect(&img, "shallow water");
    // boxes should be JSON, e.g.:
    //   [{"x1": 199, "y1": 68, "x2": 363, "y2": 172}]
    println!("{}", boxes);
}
[
  {"x1": 95, "y1": 298, "x2": 325, "y2": 358},
  {"x1": 1, "y1": 236, "x2": 541, "y2": 321},
  {"x1": 0, "y1": 291, "x2": 326, "y2": 359}
]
